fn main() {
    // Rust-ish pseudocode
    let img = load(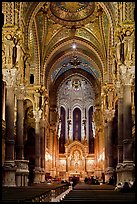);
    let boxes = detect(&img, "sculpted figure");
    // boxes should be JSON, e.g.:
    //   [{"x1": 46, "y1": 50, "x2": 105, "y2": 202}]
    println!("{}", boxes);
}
[
  {"x1": 123, "y1": 29, "x2": 134, "y2": 66},
  {"x1": 5, "y1": 34, "x2": 14, "y2": 66}
]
